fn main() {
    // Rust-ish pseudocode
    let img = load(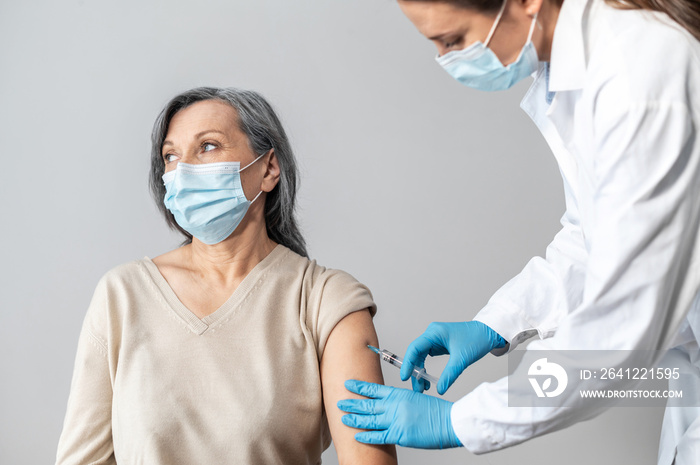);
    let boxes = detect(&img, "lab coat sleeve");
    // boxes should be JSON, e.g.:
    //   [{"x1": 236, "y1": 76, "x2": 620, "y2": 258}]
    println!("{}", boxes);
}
[
  {"x1": 452, "y1": 100, "x2": 700, "y2": 453},
  {"x1": 474, "y1": 174, "x2": 588, "y2": 353},
  {"x1": 56, "y1": 280, "x2": 116, "y2": 465}
]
